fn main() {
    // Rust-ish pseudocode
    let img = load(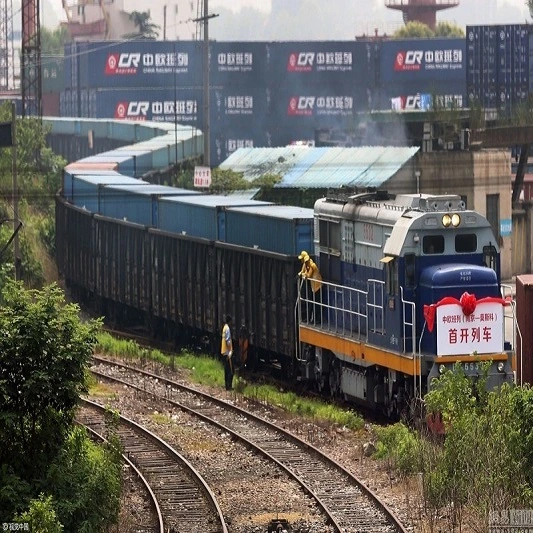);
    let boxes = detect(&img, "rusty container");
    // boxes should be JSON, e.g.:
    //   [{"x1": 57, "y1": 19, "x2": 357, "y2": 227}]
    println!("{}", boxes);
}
[{"x1": 516, "y1": 274, "x2": 533, "y2": 385}]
